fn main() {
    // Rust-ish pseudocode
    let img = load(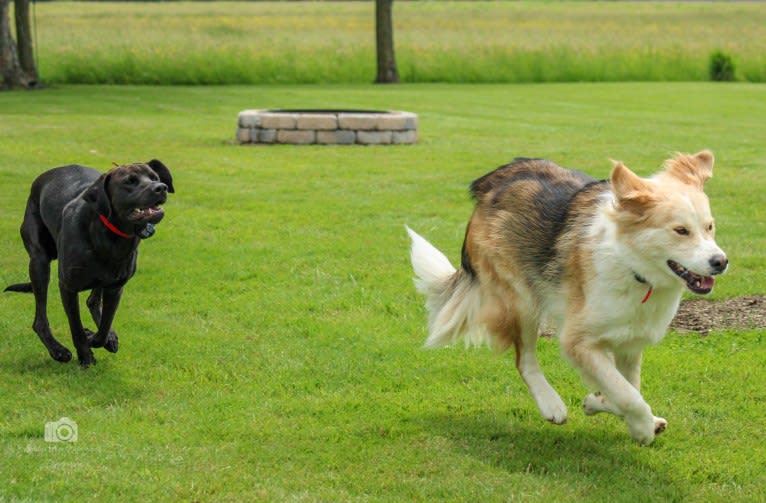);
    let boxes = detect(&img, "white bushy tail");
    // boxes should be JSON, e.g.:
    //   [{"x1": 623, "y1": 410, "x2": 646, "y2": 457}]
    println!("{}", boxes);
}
[{"x1": 406, "y1": 226, "x2": 489, "y2": 348}]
